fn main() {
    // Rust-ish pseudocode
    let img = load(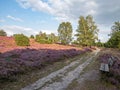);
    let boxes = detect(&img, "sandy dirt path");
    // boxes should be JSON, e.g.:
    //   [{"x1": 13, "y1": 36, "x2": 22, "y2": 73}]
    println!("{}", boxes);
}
[{"x1": 22, "y1": 49, "x2": 100, "y2": 90}]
